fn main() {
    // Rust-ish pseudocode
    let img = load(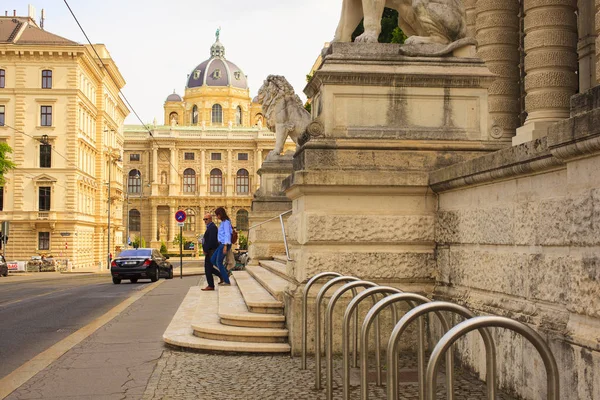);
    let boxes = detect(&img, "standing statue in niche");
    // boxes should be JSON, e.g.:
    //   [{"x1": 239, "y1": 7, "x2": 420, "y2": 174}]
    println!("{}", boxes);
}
[
  {"x1": 159, "y1": 222, "x2": 168, "y2": 242},
  {"x1": 257, "y1": 75, "x2": 324, "y2": 160},
  {"x1": 333, "y1": 0, "x2": 474, "y2": 56}
]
